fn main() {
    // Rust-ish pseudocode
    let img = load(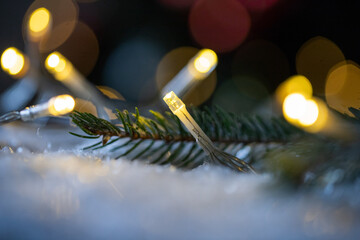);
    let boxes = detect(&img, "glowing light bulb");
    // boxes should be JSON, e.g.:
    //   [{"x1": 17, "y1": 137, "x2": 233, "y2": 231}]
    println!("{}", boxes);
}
[
  {"x1": 19, "y1": 94, "x2": 75, "y2": 121},
  {"x1": 45, "y1": 52, "x2": 73, "y2": 81},
  {"x1": 163, "y1": 91, "x2": 185, "y2": 114},
  {"x1": 1, "y1": 47, "x2": 28, "y2": 78},
  {"x1": 283, "y1": 93, "x2": 307, "y2": 120},
  {"x1": 193, "y1": 49, "x2": 218, "y2": 74},
  {"x1": 28, "y1": 7, "x2": 51, "y2": 38},
  {"x1": 48, "y1": 95, "x2": 75, "y2": 116},
  {"x1": 46, "y1": 53, "x2": 60, "y2": 68},
  {"x1": 55, "y1": 59, "x2": 67, "y2": 73},
  {"x1": 298, "y1": 99, "x2": 319, "y2": 126},
  {"x1": 8, "y1": 54, "x2": 24, "y2": 75},
  {"x1": 1, "y1": 48, "x2": 17, "y2": 70},
  {"x1": 275, "y1": 75, "x2": 313, "y2": 105}
]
